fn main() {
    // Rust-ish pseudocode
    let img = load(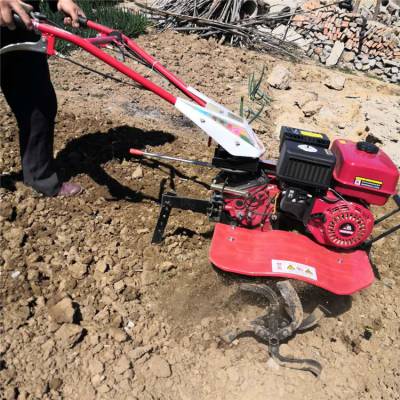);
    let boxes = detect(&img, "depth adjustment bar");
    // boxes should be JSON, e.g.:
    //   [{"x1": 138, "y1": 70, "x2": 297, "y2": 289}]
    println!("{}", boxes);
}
[{"x1": 152, "y1": 192, "x2": 211, "y2": 244}]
